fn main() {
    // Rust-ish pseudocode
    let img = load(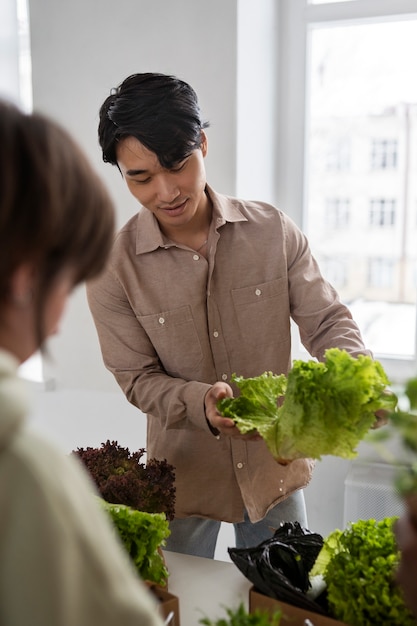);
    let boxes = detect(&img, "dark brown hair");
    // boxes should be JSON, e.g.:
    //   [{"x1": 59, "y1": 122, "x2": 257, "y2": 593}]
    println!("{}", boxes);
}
[{"x1": 0, "y1": 100, "x2": 115, "y2": 344}]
